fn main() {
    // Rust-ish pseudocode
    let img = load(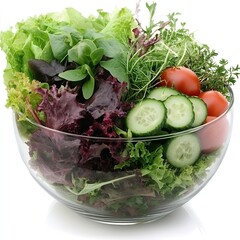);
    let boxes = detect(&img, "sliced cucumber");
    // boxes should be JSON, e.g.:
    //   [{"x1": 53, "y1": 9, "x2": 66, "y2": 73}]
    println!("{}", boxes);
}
[
  {"x1": 189, "y1": 97, "x2": 208, "y2": 127},
  {"x1": 148, "y1": 87, "x2": 180, "y2": 101},
  {"x1": 126, "y1": 99, "x2": 166, "y2": 136},
  {"x1": 164, "y1": 95, "x2": 194, "y2": 130},
  {"x1": 165, "y1": 133, "x2": 201, "y2": 168}
]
